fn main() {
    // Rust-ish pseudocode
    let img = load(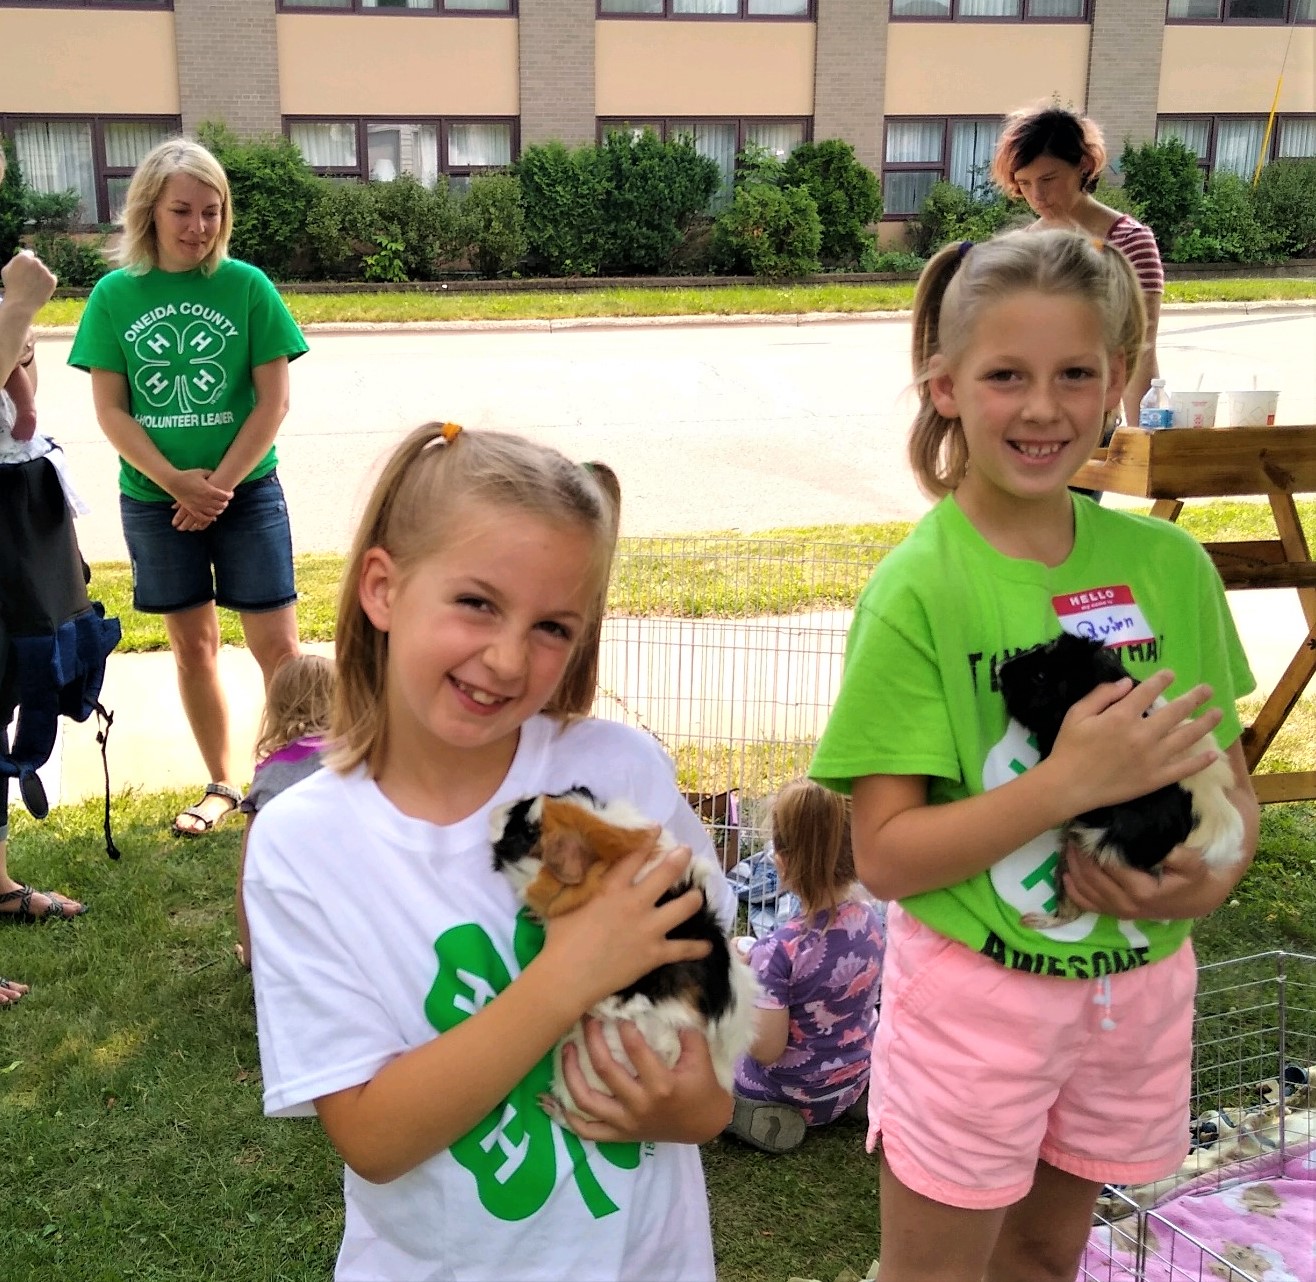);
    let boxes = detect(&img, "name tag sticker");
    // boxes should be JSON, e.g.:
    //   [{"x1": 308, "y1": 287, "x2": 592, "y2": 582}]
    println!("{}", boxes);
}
[{"x1": 1051, "y1": 586, "x2": 1154, "y2": 649}]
